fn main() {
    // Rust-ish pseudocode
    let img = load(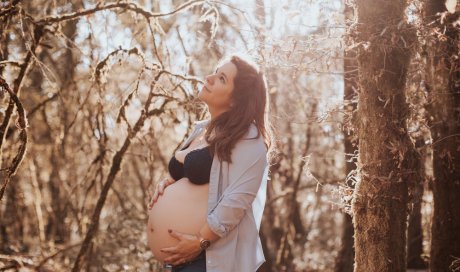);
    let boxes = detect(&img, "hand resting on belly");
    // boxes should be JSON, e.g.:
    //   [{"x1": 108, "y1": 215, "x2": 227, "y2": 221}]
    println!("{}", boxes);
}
[{"x1": 147, "y1": 177, "x2": 209, "y2": 261}]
